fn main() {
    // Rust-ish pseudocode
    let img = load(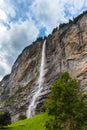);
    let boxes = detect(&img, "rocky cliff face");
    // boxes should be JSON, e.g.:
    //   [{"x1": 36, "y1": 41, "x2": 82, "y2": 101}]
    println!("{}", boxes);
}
[{"x1": 0, "y1": 12, "x2": 87, "y2": 121}]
